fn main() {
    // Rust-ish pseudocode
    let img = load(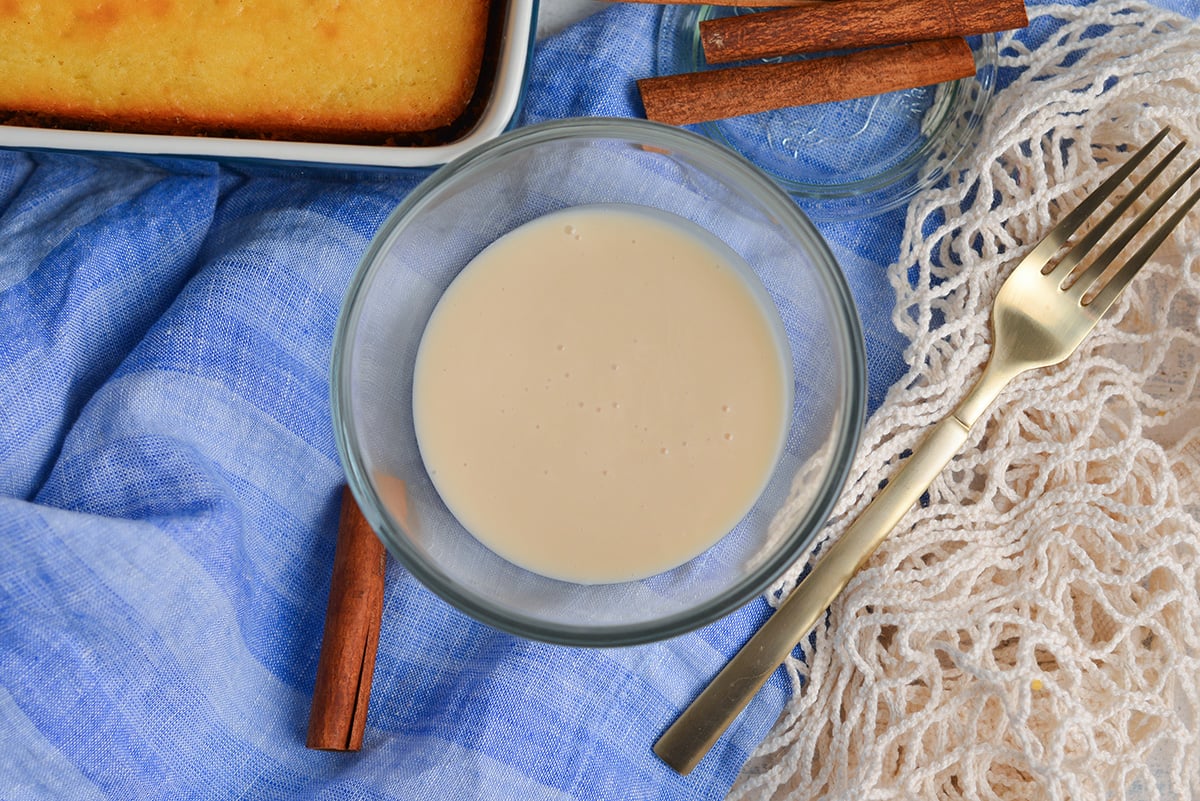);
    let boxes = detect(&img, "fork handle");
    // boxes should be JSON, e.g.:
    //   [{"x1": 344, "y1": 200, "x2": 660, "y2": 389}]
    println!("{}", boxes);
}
[{"x1": 654, "y1": 414, "x2": 972, "y2": 775}]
